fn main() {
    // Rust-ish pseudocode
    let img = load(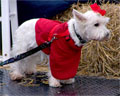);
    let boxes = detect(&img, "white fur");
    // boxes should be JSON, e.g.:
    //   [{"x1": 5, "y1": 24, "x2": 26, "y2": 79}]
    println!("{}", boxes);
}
[{"x1": 10, "y1": 9, "x2": 110, "y2": 87}]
